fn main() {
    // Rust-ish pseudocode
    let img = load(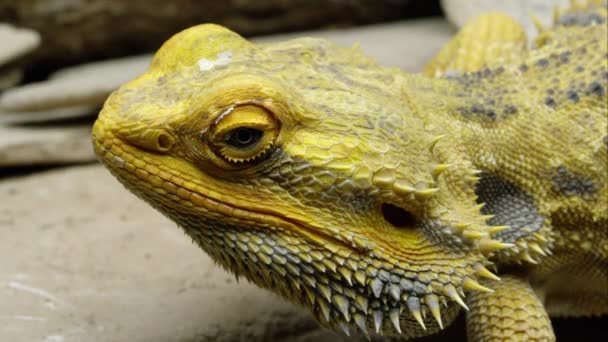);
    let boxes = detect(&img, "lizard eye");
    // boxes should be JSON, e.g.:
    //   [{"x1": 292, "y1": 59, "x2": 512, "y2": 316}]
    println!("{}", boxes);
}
[
  {"x1": 210, "y1": 104, "x2": 279, "y2": 165},
  {"x1": 225, "y1": 127, "x2": 263, "y2": 149}
]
